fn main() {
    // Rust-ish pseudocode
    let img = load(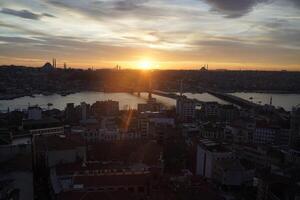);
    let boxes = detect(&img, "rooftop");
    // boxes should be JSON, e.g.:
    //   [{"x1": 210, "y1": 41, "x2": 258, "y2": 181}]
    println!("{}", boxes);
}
[
  {"x1": 73, "y1": 174, "x2": 151, "y2": 187},
  {"x1": 35, "y1": 134, "x2": 85, "y2": 151}
]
